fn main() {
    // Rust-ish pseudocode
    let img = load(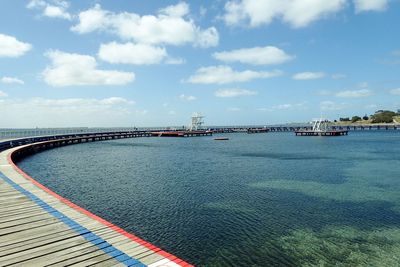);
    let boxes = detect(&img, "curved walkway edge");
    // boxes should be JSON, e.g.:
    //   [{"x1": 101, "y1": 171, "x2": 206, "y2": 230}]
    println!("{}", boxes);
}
[{"x1": 0, "y1": 135, "x2": 193, "y2": 267}]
